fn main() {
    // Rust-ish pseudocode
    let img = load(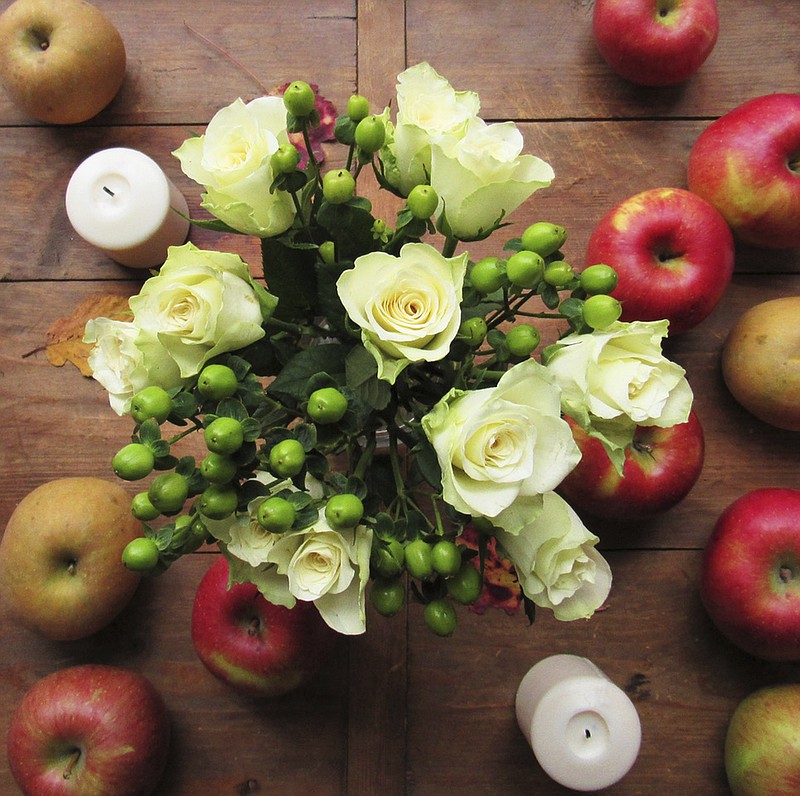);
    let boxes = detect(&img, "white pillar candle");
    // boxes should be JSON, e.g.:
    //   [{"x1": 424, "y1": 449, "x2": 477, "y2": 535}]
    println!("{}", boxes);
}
[
  {"x1": 515, "y1": 654, "x2": 641, "y2": 792},
  {"x1": 65, "y1": 147, "x2": 190, "y2": 269}
]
